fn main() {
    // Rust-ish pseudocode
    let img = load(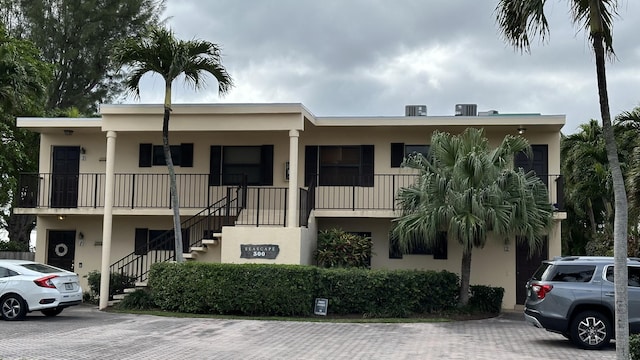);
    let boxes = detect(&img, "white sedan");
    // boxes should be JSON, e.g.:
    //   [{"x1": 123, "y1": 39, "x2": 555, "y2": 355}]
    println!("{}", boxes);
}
[{"x1": 0, "y1": 260, "x2": 83, "y2": 320}]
